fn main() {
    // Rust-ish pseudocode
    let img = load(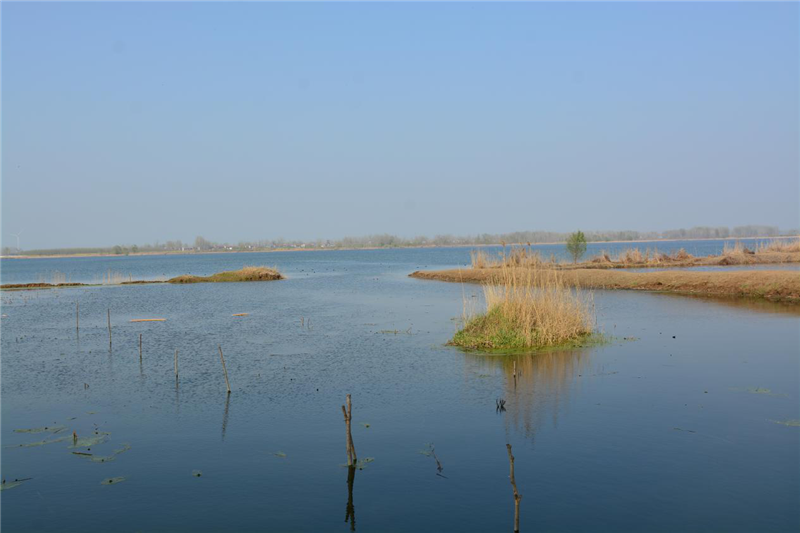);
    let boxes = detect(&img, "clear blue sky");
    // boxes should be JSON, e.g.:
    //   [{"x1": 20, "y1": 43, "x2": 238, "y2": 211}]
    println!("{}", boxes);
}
[{"x1": 2, "y1": 2, "x2": 798, "y2": 249}]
